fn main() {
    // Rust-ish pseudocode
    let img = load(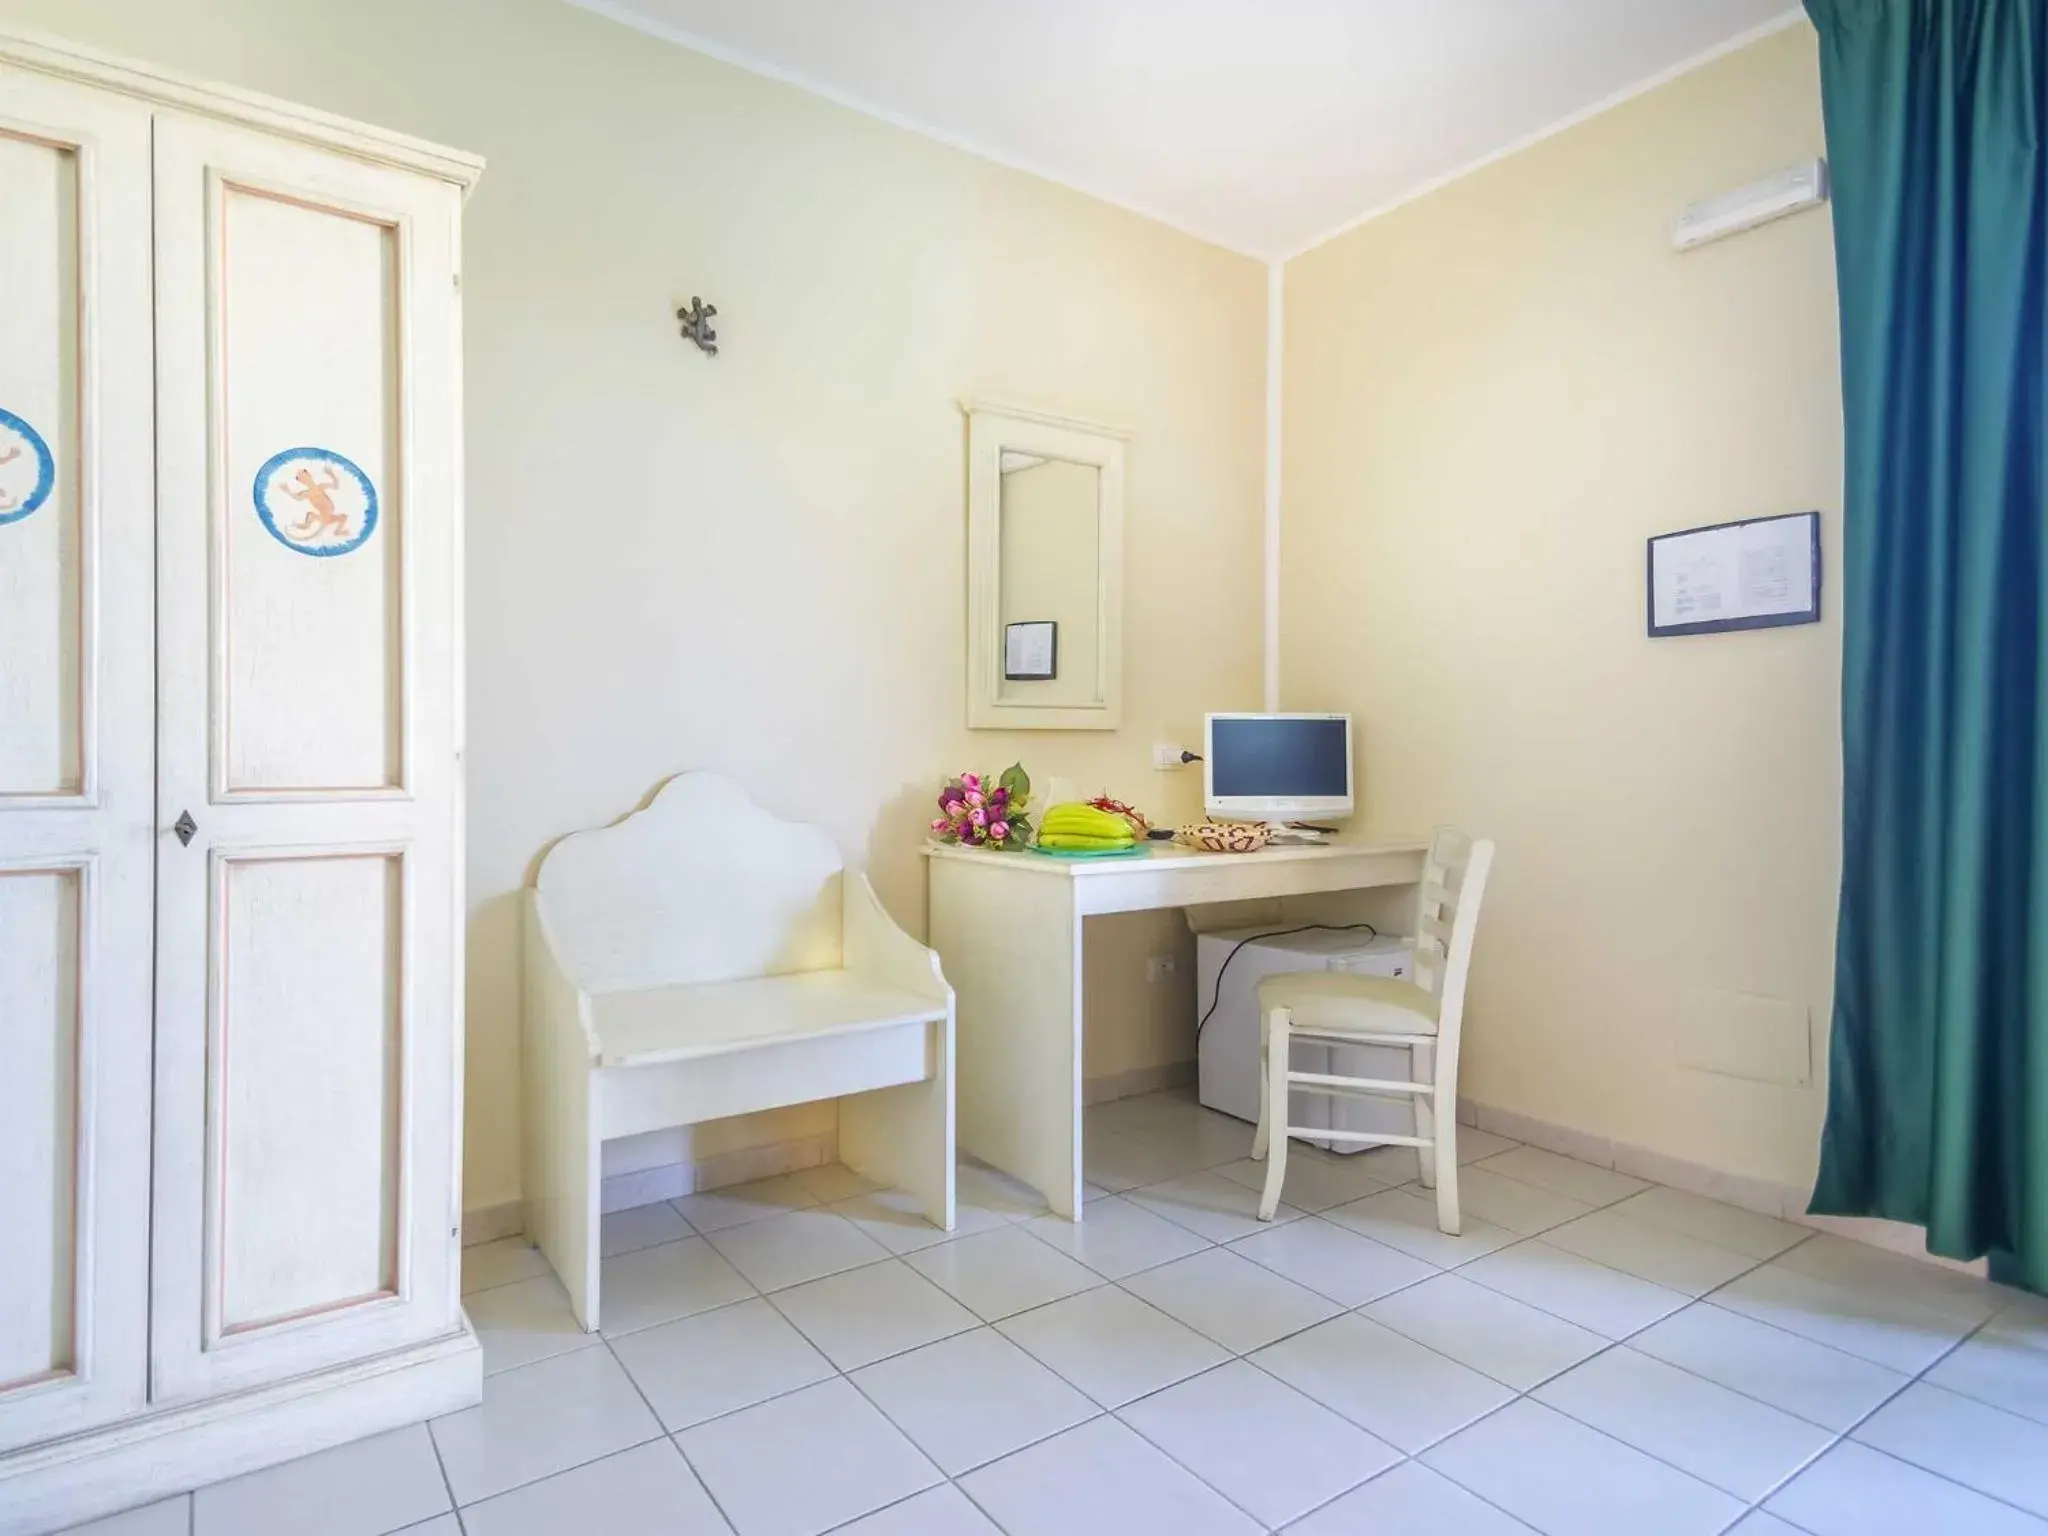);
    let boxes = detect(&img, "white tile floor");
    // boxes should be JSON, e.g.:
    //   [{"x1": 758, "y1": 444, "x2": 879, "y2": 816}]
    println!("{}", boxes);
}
[{"x1": 66, "y1": 1090, "x2": 2048, "y2": 1536}]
